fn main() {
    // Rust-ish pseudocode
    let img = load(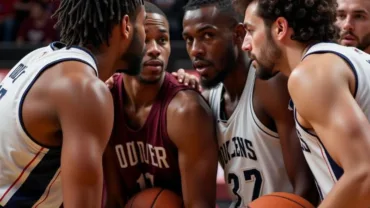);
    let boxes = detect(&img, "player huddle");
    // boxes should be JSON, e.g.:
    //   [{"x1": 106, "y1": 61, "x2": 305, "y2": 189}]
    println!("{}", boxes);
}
[{"x1": 0, "y1": 0, "x2": 370, "y2": 207}]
